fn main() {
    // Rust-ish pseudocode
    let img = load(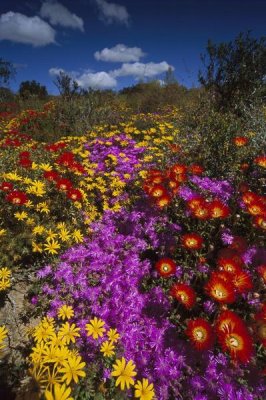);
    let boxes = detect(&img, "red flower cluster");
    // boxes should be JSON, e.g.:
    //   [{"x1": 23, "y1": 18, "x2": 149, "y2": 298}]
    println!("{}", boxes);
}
[{"x1": 187, "y1": 197, "x2": 230, "y2": 220}]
